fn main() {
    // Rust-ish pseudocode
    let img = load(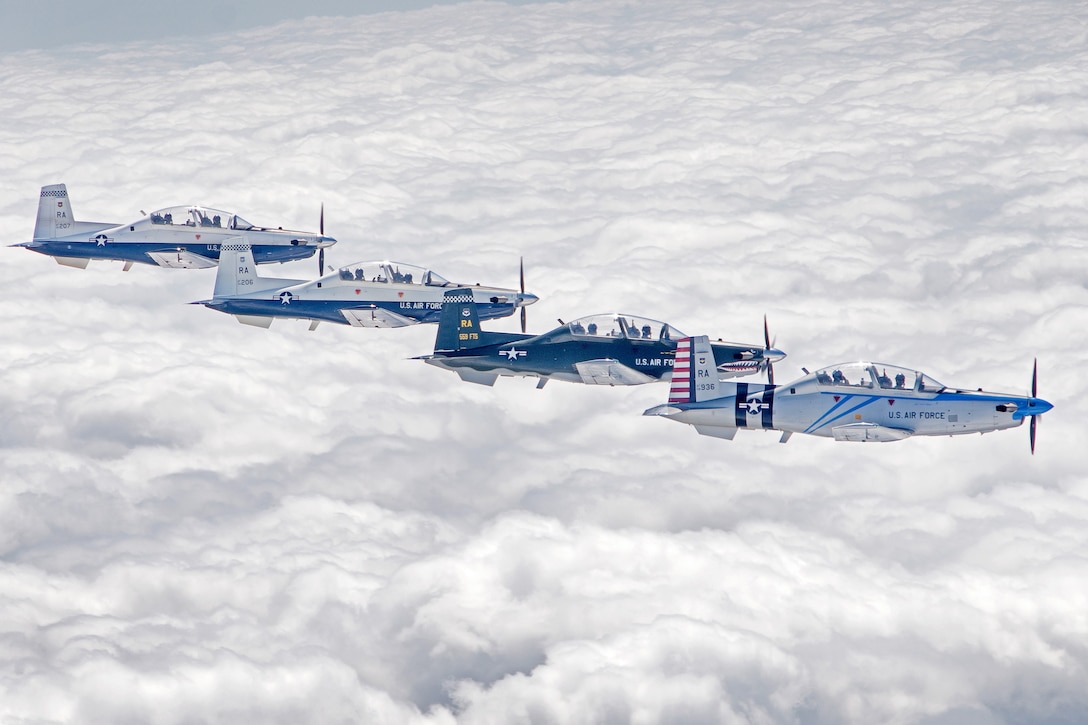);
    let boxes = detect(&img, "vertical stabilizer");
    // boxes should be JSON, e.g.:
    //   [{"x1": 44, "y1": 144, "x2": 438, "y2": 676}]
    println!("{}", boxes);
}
[
  {"x1": 670, "y1": 336, "x2": 726, "y2": 403},
  {"x1": 435, "y1": 289, "x2": 481, "y2": 352},
  {"x1": 34, "y1": 184, "x2": 72, "y2": 240},
  {"x1": 213, "y1": 242, "x2": 258, "y2": 297}
]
